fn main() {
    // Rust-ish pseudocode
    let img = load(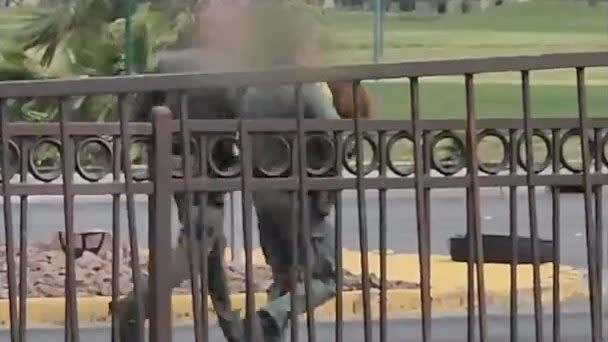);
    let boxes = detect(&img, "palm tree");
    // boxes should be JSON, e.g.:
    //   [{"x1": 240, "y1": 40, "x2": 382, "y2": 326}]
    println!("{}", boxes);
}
[
  {"x1": 0, "y1": 0, "x2": 327, "y2": 122},
  {"x1": 0, "y1": 0, "x2": 200, "y2": 122}
]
